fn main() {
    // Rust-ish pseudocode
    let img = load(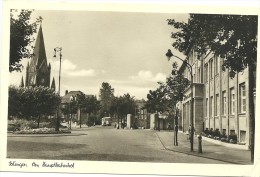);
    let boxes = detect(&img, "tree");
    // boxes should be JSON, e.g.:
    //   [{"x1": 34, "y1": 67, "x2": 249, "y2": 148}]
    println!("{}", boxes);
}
[
  {"x1": 8, "y1": 86, "x2": 22, "y2": 118},
  {"x1": 111, "y1": 93, "x2": 136, "y2": 129},
  {"x1": 10, "y1": 10, "x2": 42, "y2": 72},
  {"x1": 146, "y1": 62, "x2": 189, "y2": 115},
  {"x1": 99, "y1": 82, "x2": 114, "y2": 117},
  {"x1": 82, "y1": 96, "x2": 100, "y2": 126},
  {"x1": 161, "y1": 63, "x2": 190, "y2": 145},
  {"x1": 145, "y1": 88, "x2": 166, "y2": 114},
  {"x1": 168, "y1": 14, "x2": 257, "y2": 162},
  {"x1": 8, "y1": 86, "x2": 60, "y2": 128},
  {"x1": 83, "y1": 96, "x2": 100, "y2": 115}
]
